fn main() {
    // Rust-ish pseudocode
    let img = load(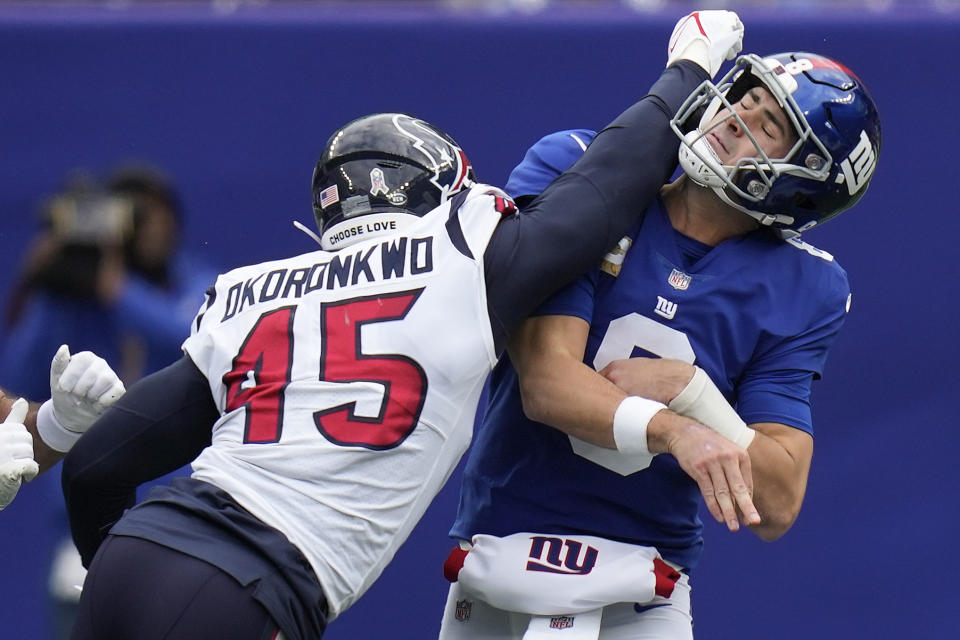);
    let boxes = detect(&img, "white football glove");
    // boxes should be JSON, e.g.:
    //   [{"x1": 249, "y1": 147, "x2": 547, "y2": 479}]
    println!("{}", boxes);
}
[
  {"x1": 36, "y1": 345, "x2": 126, "y2": 453},
  {"x1": 0, "y1": 398, "x2": 39, "y2": 510},
  {"x1": 667, "y1": 10, "x2": 744, "y2": 78}
]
